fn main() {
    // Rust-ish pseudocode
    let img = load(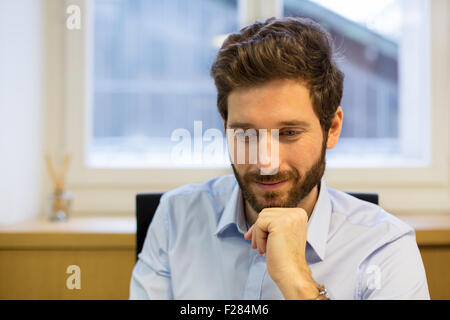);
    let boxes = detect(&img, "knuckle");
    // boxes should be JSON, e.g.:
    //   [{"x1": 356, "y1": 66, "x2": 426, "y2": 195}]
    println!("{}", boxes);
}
[
  {"x1": 280, "y1": 213, "x2": 294, "y2": 224},
  {"x1": 282, "y1": 209, "x2": 307, "y2": 225},
  {"x1": 294, "y1": 208, "x2": 308, "y2": 220},
  {"x1": 259, "y1": 208, "x2": 270, "y2": 218}
]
